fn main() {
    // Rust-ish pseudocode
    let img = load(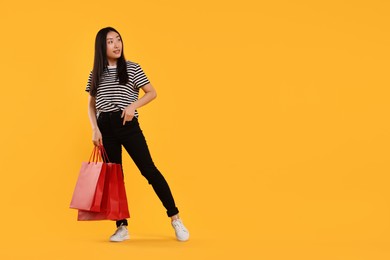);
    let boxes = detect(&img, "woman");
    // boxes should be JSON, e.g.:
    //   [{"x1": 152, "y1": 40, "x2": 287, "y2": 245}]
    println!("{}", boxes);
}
[{"x1": 86, "y1": 27, "x2": 189, "y2": 242}]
